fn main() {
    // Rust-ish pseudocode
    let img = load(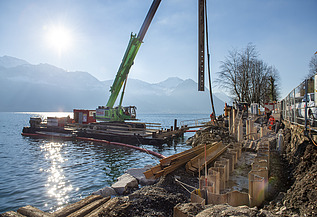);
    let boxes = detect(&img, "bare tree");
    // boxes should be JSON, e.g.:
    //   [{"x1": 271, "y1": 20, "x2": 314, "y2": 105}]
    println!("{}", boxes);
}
[
  {"x1": 218, "y1": 49, "x2": 241, "y2": 101},
  {"x1": 238, "y1": 44, "x2": 258, "y2": 102},
  {"x1": 308, "y1": 54, "x2": 317, "y2": 78},
  {"x1": 249, "y1": 59, "x2": 269, "y2": 104},
  {"x1": 217, "y1": 44, "x2": 280, "y2": 105},
  {"x1": 266, "y1": 66, "x2": 280, "y2": 102}
]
